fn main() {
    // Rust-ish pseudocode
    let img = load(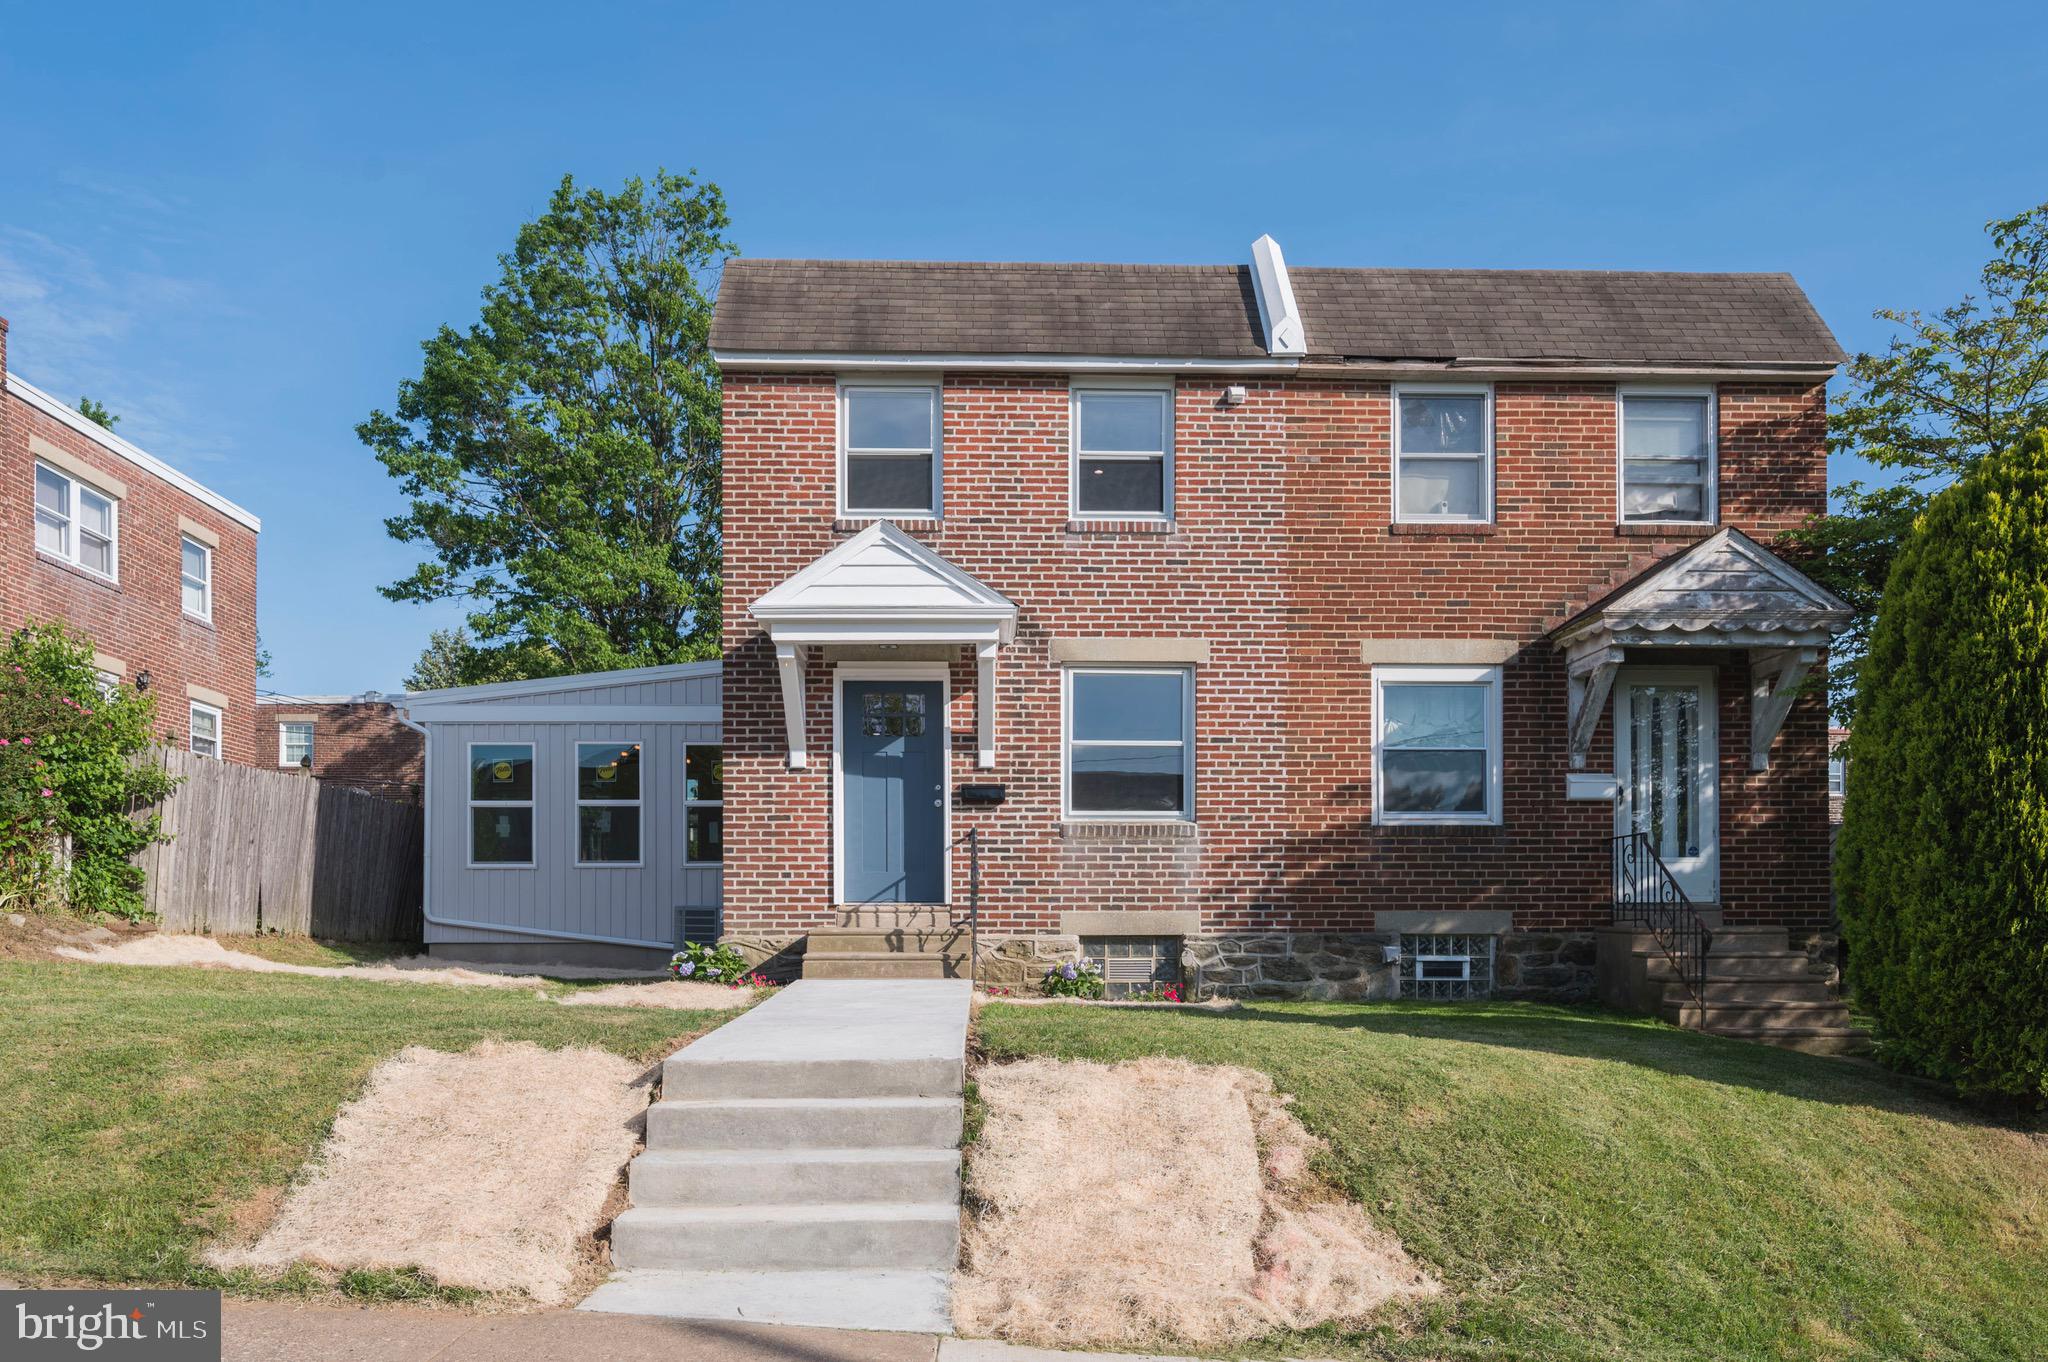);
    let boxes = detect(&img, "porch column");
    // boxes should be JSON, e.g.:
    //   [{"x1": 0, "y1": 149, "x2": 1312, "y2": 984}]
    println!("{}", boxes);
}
[
  {"x1": 1565, "y1": 643, "x2": 1625, "y2": 770},
  {"x1": 1748, "y1": 646, "x2": 1818, "y2": 771},
  {"x1": 775, "y1": 642, "x2": 808, "y2": 769},
  {"x1": 976, "y1": 642, "x2": 998, "y2": 769}
]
